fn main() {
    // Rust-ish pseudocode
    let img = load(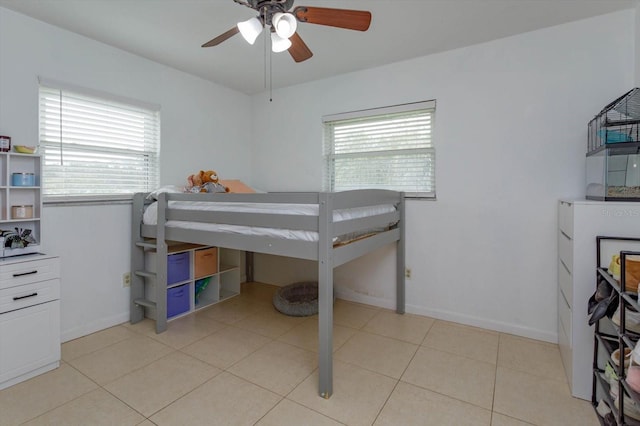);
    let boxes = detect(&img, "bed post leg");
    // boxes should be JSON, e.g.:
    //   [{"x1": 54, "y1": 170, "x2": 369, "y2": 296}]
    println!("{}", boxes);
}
[
  {"x1": 131, "y1": 193, "x2": 146, "y2": 325},
  {"x1": 246, "y1": 251, "x2": 254, "y2": 282},
  {"x1": 396, "y1": 193, "x2": 406, "y2": 314},
  {"x1": 154, "y1": 192, "x2": 168, "y2": 334},
  {"x1": 318, "y1": 192, "x2": 333, "y2": 399}
]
